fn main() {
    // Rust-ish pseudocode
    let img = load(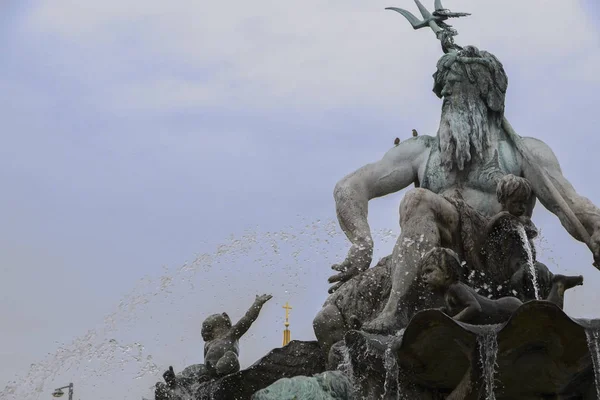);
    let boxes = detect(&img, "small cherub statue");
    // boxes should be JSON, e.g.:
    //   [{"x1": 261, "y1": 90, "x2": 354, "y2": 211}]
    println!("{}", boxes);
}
[
  {"x1": 201, "y1": 293, "x2": 272, "y2": 377},
  {"x1": 420, "y1": 247, "x2": 583, "y2": 325},
  {"x1": 155, "y1": 294, "x2": 272, "y2": 398},
  {"x1": 477, "y1": 174, "x2": 545, "y2": 299},
  {"x1": 494, "y1": 173, "x2": 538, "y2": 237}
]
